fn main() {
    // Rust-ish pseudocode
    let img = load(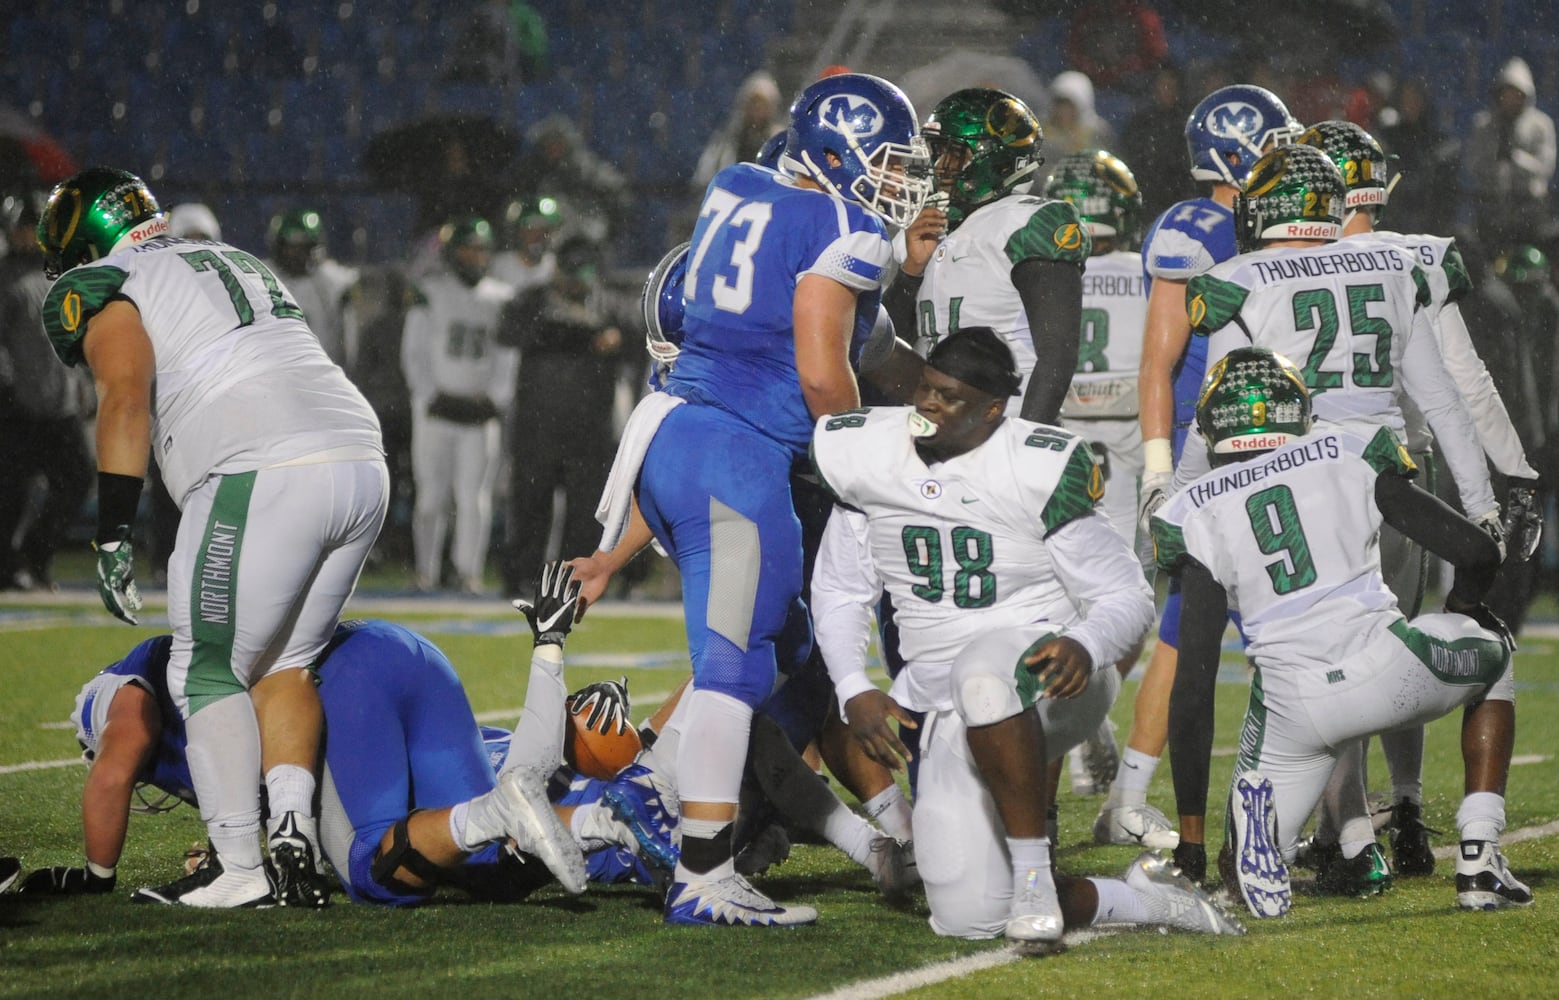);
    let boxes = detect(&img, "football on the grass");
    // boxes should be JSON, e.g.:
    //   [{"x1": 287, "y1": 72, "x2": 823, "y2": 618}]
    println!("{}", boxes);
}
[{"x1": 565, "y1": 710, "x2": 642, "y2": 780}]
